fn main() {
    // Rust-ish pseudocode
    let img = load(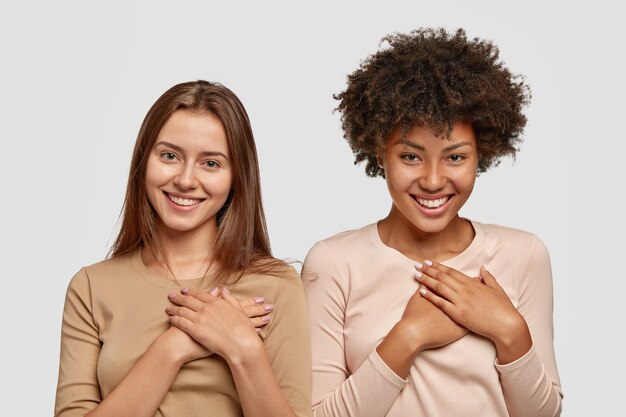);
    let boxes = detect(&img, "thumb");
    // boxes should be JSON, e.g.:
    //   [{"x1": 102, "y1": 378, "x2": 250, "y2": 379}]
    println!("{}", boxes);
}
[
  {"x1": 220, "y1": 287, "x2": 244, "y2": 312},
  {"x1": 479, "y1": 265, "x2": 499, "y2": 288}
]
